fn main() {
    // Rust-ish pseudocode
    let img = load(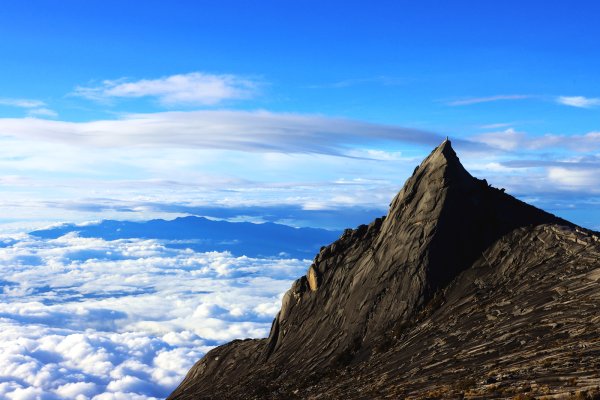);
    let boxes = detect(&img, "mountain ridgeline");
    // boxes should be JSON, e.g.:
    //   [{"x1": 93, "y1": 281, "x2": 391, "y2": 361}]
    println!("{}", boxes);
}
[
  {"x1": 169, "y1": 140, "x2": 600, "y2": 399},
  {"x1": 31, "y1": 217, "x2": 340, "y2": 259}
]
